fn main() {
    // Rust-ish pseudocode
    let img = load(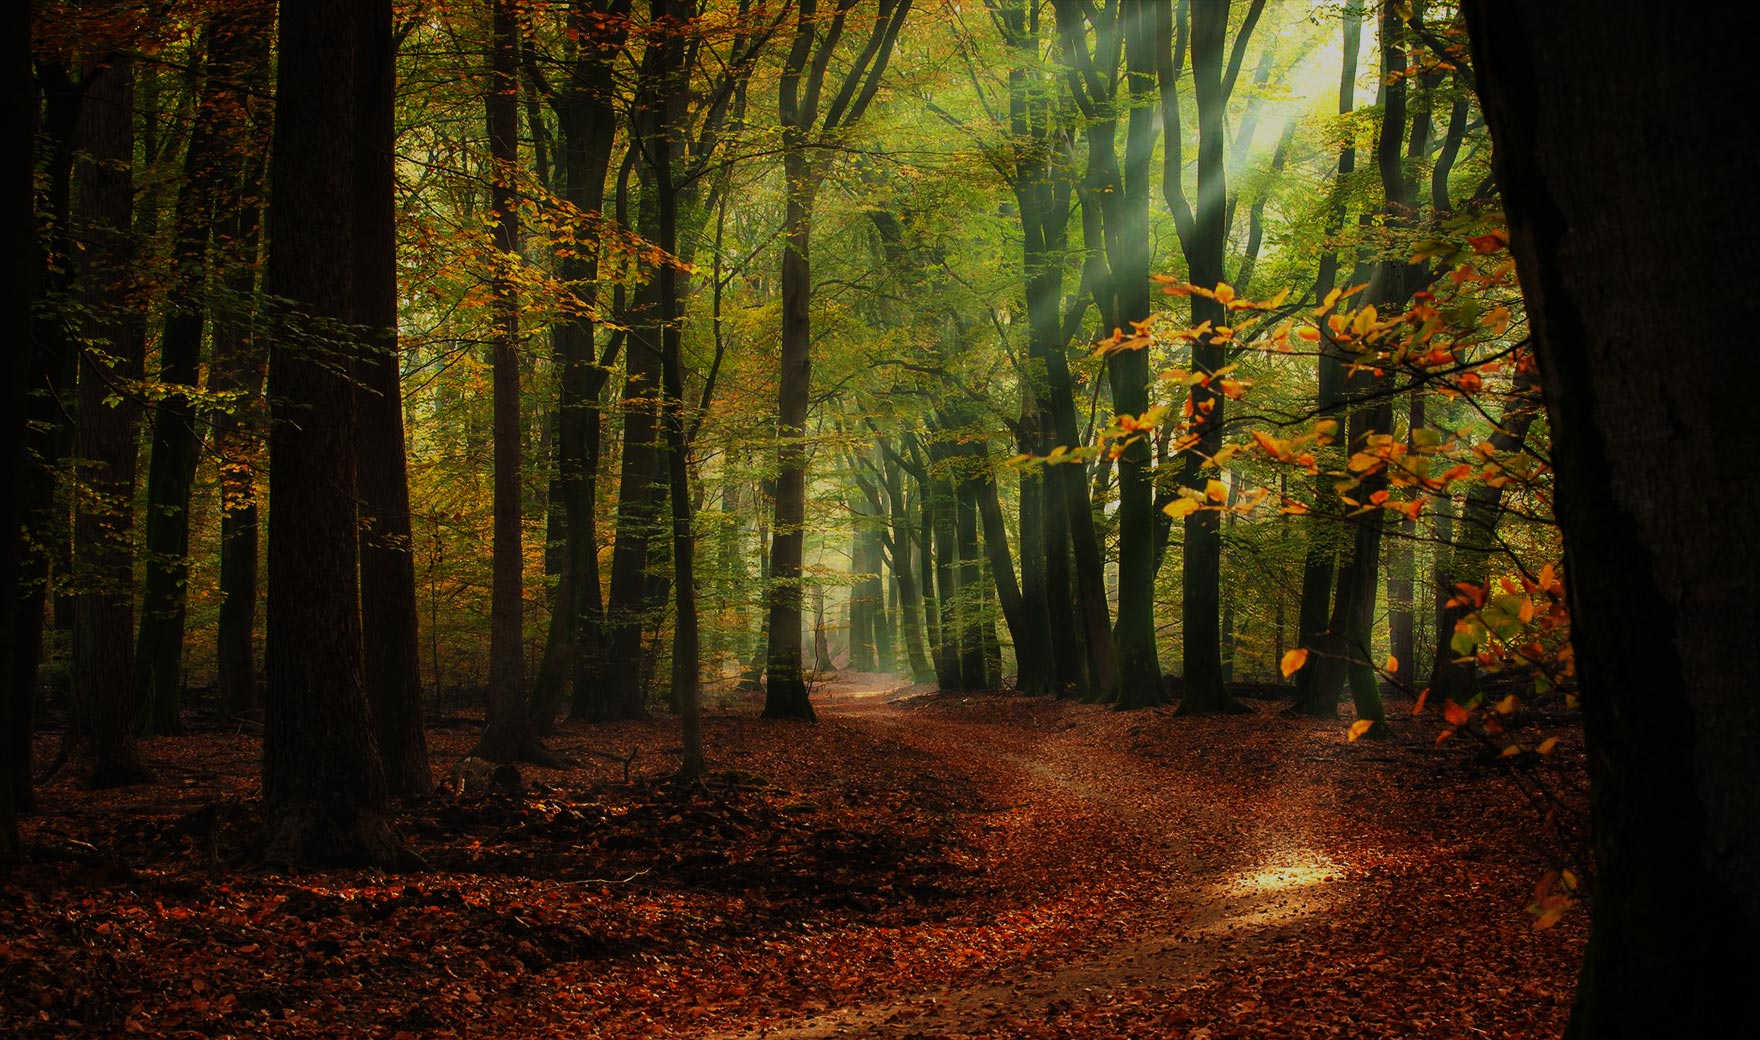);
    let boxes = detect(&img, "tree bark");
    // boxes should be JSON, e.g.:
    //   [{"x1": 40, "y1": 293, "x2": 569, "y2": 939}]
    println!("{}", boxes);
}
[
  {"x1": 1, "y1": 0, "x2": 36, "y2": 855},
  {"x1": 262, "y1": 0, "x2": 402, "y2": 867},
  {"x1": 355, "y1": 0, "x2": 432, "y2": 796},
  {"x1": 474, "y1": 0, "x2": 558, "y2": 766},
  {"x1": 134, "y1": 10, "x2": 262, "y2": 736},
  {"x1": 1171, "y1": 0, "x2": 1249, "y2": 716},
  {"x1": 67, "y1": 55, "x2": 151, "y2": 789},
  {"x1": 1464, "y1": 3, "x2": 1760, "y2": 1033}
]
